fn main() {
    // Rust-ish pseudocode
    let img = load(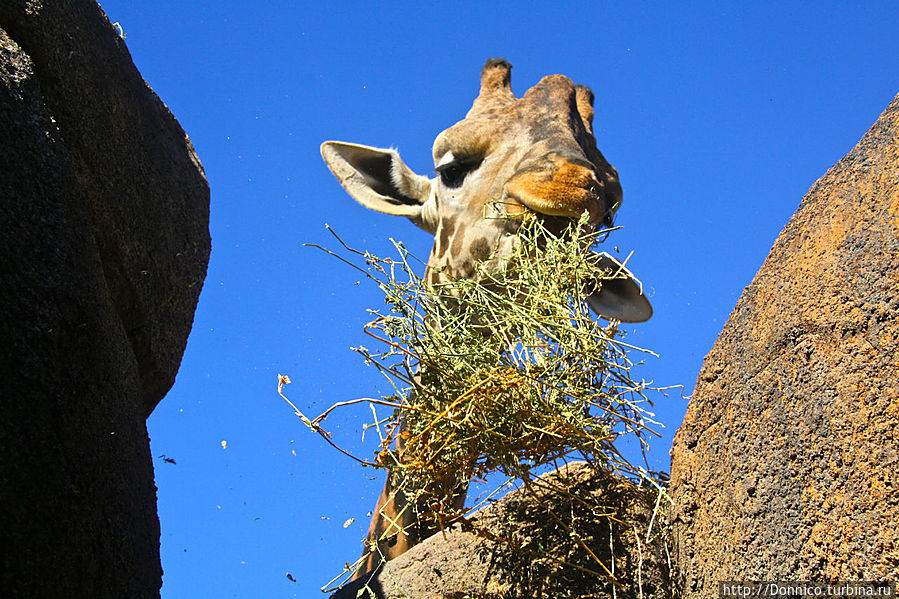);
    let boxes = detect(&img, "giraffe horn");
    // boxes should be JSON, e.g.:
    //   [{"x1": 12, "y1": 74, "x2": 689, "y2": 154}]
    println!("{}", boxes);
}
[
  {"x1": 468, "y1": 58, "x2": 515, "y2": 116},
  {"x1": 480, "y1": 58, "x2": 512, "y2": 94}
]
